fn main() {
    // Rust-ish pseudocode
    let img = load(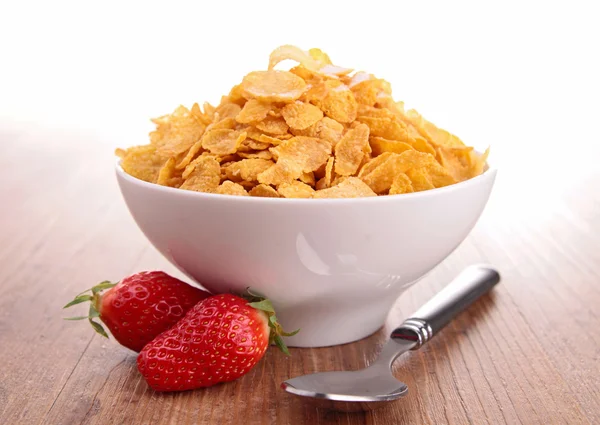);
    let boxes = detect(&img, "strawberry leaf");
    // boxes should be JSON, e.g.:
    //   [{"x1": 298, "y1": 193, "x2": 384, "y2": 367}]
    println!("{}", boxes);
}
[
  {"x1": 64, "y1": 279, "x2": 117, "y2": 340},
  {"x1": 73, "y1": 281, "x2": 117, "y2": 298},
  {"x1": 89, "y1": 319, "x2": 109, "y2": 338},
  {"x1": 273, "y1": 335, "x2": 290, "y2": 356},
  {"x1": 247, "y1": 299, "x2": 275, "y2": 313},
  {"x1": 88, "y1": 304, "x2": 100, "y2": 319},
  {"x1": 63, "y1": 295, "x2": 93, "y2": 309},
  {"x1": 91, "y1": 281, "x2": 116, "y2": 295},
  {"x1": 244, "y1": 288, "x2": 299, "y2": 356},
  {"x1": 280, "y1": 328, "x2": 300, "y2": 337}
]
